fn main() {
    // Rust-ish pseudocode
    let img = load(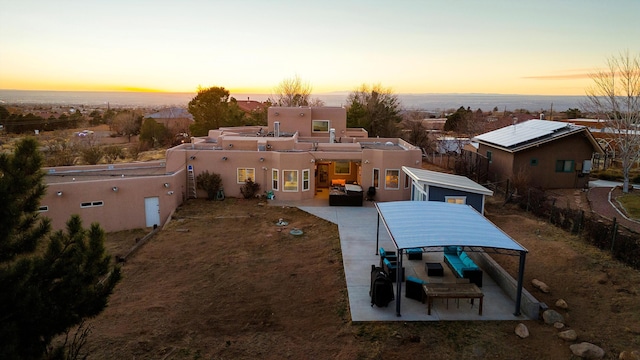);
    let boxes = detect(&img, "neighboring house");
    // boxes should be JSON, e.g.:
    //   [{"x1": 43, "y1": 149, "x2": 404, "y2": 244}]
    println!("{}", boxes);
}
[
  {"x1": 402, "y1": 166, "x2": 493, "y2": 214},
  {"x1": 145, "y1": 107, "x2": 194, "y2": 135},
  {"x1": 41, "y1": 106, "x2": 422, "y2": 232},
  {"x1": 473, "y1": 119, "x2": 604, "y2": 189}
]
